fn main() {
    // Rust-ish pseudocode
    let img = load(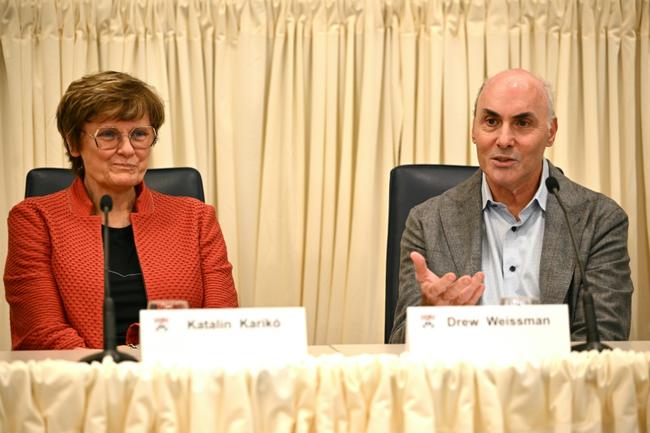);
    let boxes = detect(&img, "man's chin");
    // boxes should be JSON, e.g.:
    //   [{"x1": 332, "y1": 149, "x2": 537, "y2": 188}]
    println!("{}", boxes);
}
[{"x1": 485, "y1": 171, "x2": 520, "y2": 190}]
